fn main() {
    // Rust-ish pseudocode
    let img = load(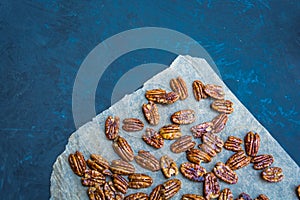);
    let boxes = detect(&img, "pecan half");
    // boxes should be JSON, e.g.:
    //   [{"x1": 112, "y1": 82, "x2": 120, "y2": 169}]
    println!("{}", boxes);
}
[
  {"x1": 159, "y1": 124, "x2": 182, "y2": 140},
  {"x1": 145, "y1": 89, "x2": 179, "y2": 104},
  {"x1": 254, "y1": 194, "x2": 269, "y2": 200},
  {"x1": 180, "y1": 162, "x2": 206, "y2": 182},
  {"x1": 251, "y1": 154, "x2": 274, "y2": 170},
  {"x1": 112, "y1": 136, "x2": 134, "y2": 162},
  {"x1": 297, "y1": 185, "x2": 300, "y2": 199},
  {"x1": 170, "y1": 76, "x2": 188, "y2": 100},
  {"x1": 236, "y1": 193, "x2": 252, "y2": 200},
  {"x1": 190, "y1": 122, "x2": 213, "y2": 138},
  {"x1": 134, "y1": 150, "x2": 160, "y2": 172},
  {"x1": 170, "y1": 135, "x2": 196, "y2": 153},
  {"x1": 211, "y1": 99, "x2": 234, "y2": 114},
  {"x1": 81, "y1": 169, "x2": 106, "y2": 187},
  {"x1": 192, "y1": 80, "x2": 207, "y2": 101},
  {"x1": 165, "y1": 91, "x2": 180, "y2": 104},
  {"x1": 105, "y1": 116, "x2": 120, "y2": 140},
  {"x1": 128, "y1": 173, "x2": 153, "y2": 189},
  {"x1": 87, "y1": 185, "x2": 105, "y2": 200},
  {"x1": 149, "y1": 184, "x2": 163, "y2": 200},
  {"x1": 110, "y1": 159, "x2": 135, "y2": 175},
  {"x1": 244, "y1": 131, "x2": 260, "y2": 157},
  {"x1": 87, "y1": 154, "x2": 110, "y2": 172},
  {"x1": 103, "y1": 181, "x2": 118, "y2": 200},
  {"x1": 202, "y1": 133, "x2": 224, "y2": 154},
  {"x1": 161, "y1": 179, "x2": 182, "y2": 199},
  {"x1": 160, "y1": 155, "x2": 178, "y2": 178},
  {"x1": 211, "y1": 113, "x2": 228, "y2": 133},
  {"x1": 186, "y1": 148, "x2": 212, "y2": 164},
  {"x1": 182, "y1": 194, "x2": 205, "y2": 200},
  {"x1": 198, "y1": 143, "x2": 217, "y2": 157},
  {"x1": 122, "y1": 118, "x2": 144, "y2": 132},
  {"x1": 225, "y1": 151, "x2": 251, "y2": 170},
  {"x1": 124, "y1": 192, "x2": 149, "y2": 200},
  {"x1": 224, "y1": 136, "x2": 243, "y2": 152},
  {"x1": 68, "y1": 151, "x2": 86, "y2": 176},
  {"x1": 261, "y1": 167, "x2": 284, "y2": 183},
  {"x1": 204, "y1": 172, "x2": 220, "y2": 200},
  {"x1": 142, "y1": 101, "x2": 160, "y2": 125},
  {"x1": 171, "y1": 109, "x2": 196, "y2": 125},
  {"x1": 213, "y1": 162, "x2": 238, "y2": 184},
  {"x1": 204, "y1": 84, "x2": 225, "y2": 100},
  {"x1": 142, "y1": 128, "x2": 164, "y2": 149},
  {"x1": 113, "y1": 174, "x2": 128, "y2": 194},
  {"x1": 218, "y1": 188, "x2": 233, "y2": 200}
]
